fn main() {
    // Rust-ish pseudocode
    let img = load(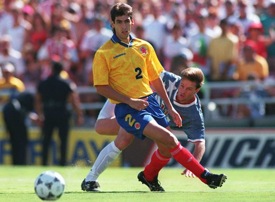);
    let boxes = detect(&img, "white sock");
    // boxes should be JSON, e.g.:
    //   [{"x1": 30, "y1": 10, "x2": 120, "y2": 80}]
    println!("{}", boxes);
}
[{"x1": 85, "y1": 141, "x2": 121, "y2": 181}]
